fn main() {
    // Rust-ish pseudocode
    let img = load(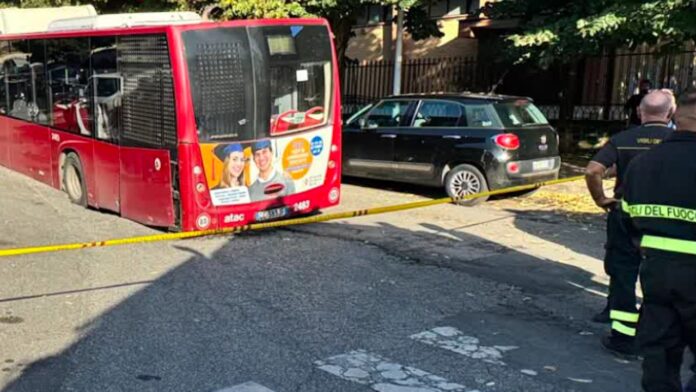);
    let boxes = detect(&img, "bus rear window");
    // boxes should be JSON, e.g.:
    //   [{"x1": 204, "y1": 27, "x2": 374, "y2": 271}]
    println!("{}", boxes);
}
[{"x1": 183, "y1": 24, "x2": 333, "y2": 142}]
